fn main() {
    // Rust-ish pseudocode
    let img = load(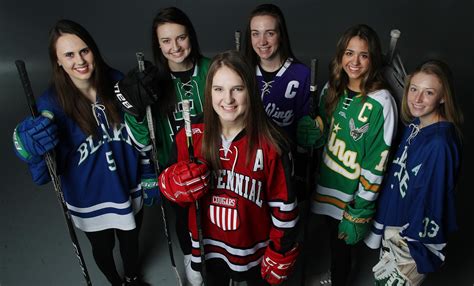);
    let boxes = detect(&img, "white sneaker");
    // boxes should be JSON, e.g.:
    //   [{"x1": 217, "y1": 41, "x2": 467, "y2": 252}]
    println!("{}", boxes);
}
[
  {"x1": 319, "y1": 270, "x2": 332, "y2": 285},
  {"x1": 184, "y1": 254, "x2": 203, "y2": 286}
]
